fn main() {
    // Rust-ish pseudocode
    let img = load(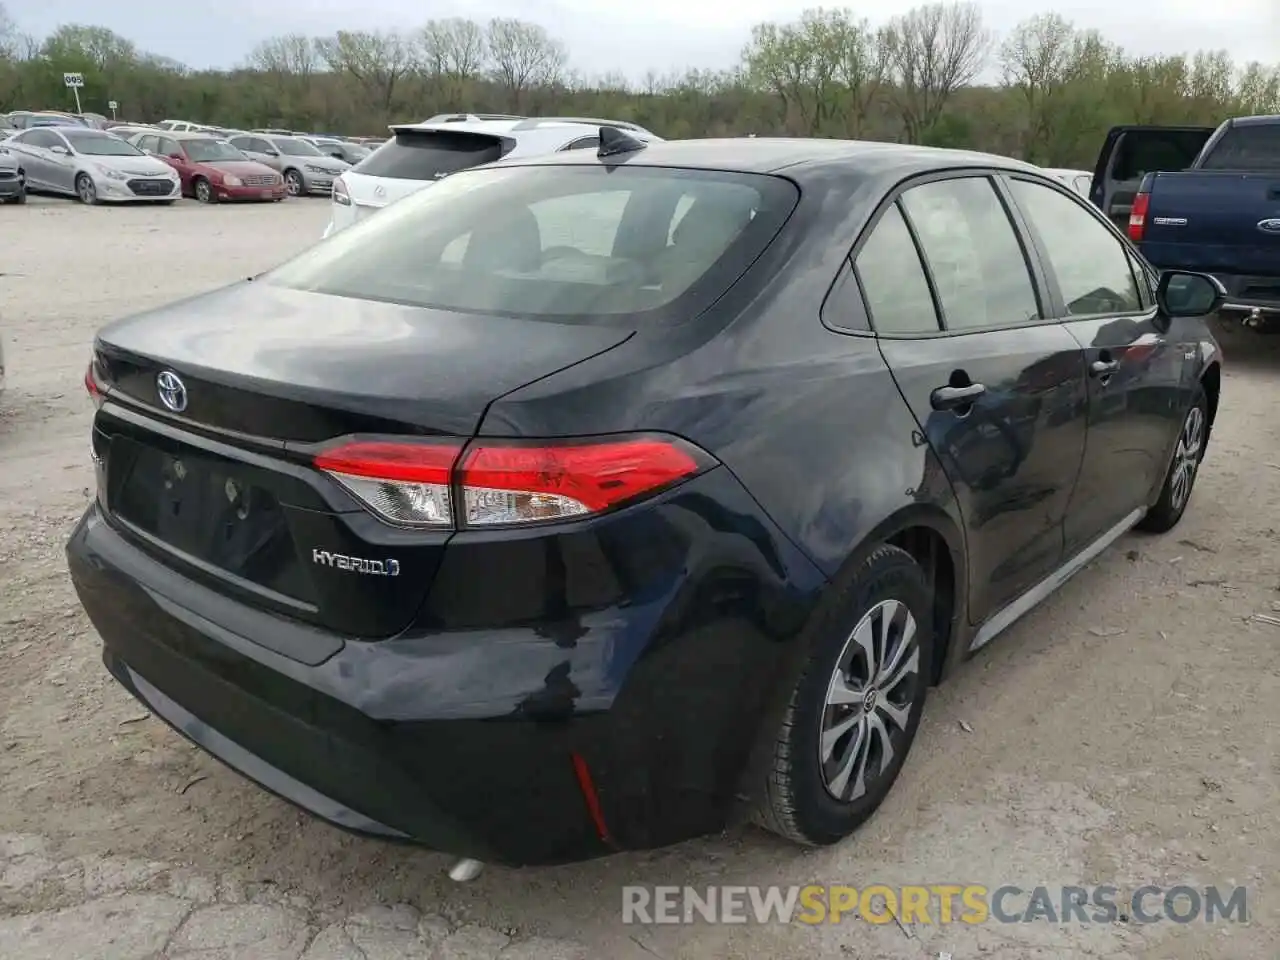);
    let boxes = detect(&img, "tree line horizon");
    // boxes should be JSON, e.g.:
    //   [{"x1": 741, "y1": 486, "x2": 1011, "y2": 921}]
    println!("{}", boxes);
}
[{"x1": 2, "y1": 2, "x2": 1277, "y2": 169}]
